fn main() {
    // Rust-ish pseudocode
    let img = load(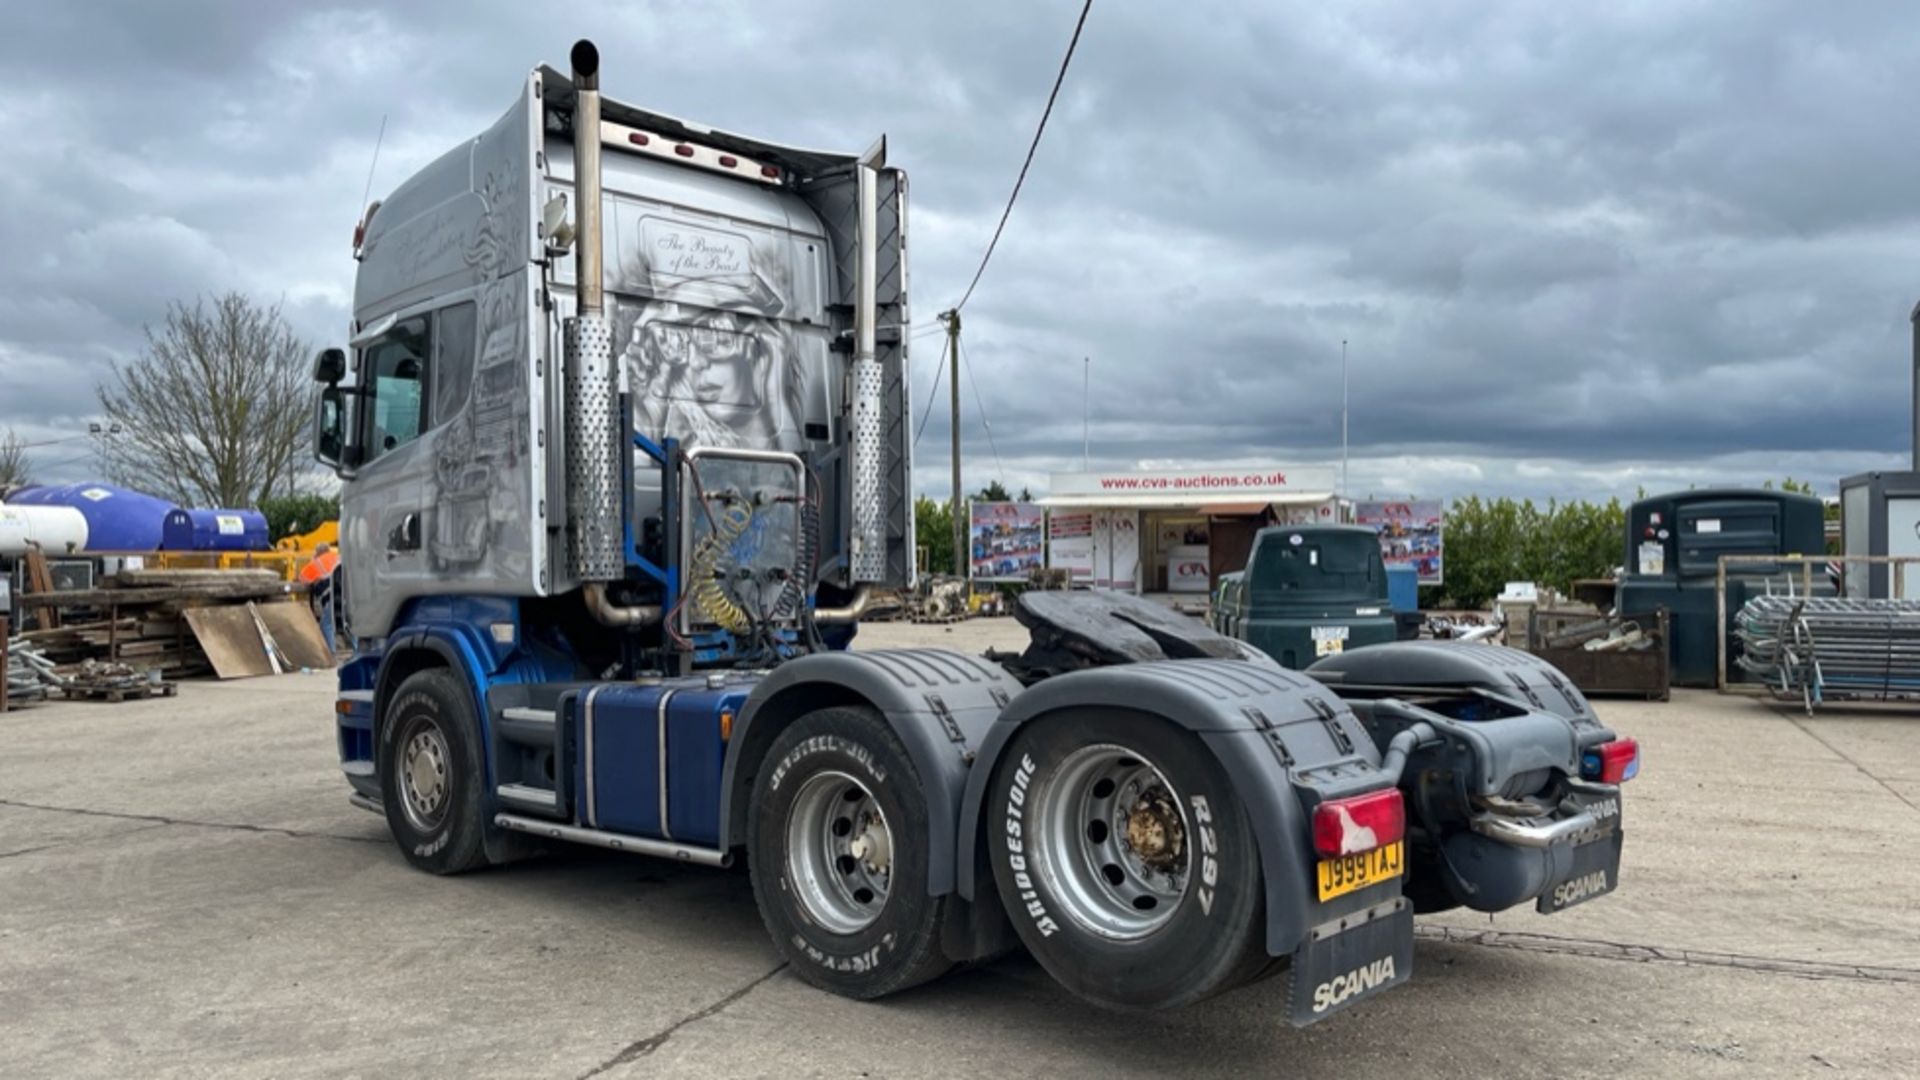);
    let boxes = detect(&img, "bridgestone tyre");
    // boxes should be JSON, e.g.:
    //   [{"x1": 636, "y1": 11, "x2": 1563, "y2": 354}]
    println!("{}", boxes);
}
[
  {"x1": 379, "y1": 668, "x2": 490, "y2": 875},
  {"x1": 748, "y1": 706, "x2": 951, "y2": 998},
  {"x1": 987, "y1": 710, "x2": 1268, "y2": 1010}
]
